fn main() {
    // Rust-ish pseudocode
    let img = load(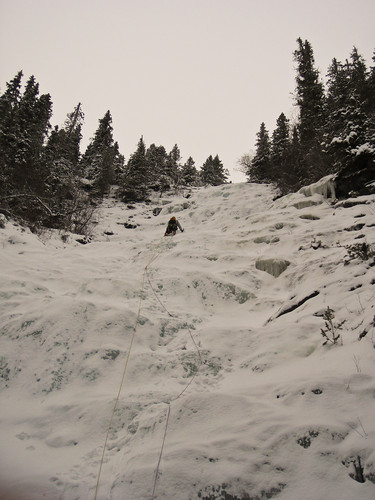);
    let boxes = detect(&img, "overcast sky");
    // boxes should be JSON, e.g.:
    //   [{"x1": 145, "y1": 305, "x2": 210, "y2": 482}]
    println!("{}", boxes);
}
[{"x1": 1, "y1": 0, "x2": 374, "y2": 182}]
